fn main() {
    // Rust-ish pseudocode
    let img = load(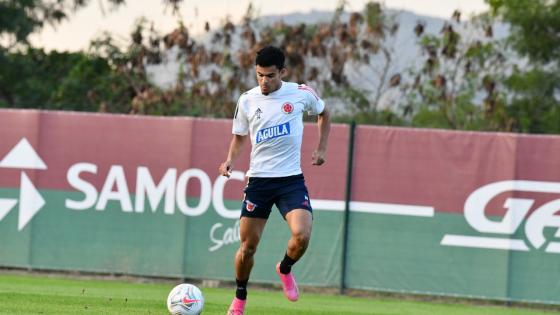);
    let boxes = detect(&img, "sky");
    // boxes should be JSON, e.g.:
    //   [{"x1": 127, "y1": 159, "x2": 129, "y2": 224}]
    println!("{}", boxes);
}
[{"x1": 30, "y1": 0, "x2": 489, "y2": 52}]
